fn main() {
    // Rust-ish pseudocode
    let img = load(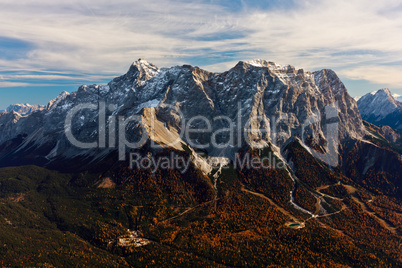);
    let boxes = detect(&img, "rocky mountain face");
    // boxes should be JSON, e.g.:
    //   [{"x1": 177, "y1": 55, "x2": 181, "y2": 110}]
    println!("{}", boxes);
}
[
  {"x1": 0, "y1": 59, "x2": 365, "y2": 168},
  {"x1": 357, "y1": 88, "x2": 402, "y2": 130},
  {"x1": 379, "y1": 125, "x2": 401, "y2": 142},
  {"x1": 4, "y1": 103, "x2": 45, "y2": 116}
]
